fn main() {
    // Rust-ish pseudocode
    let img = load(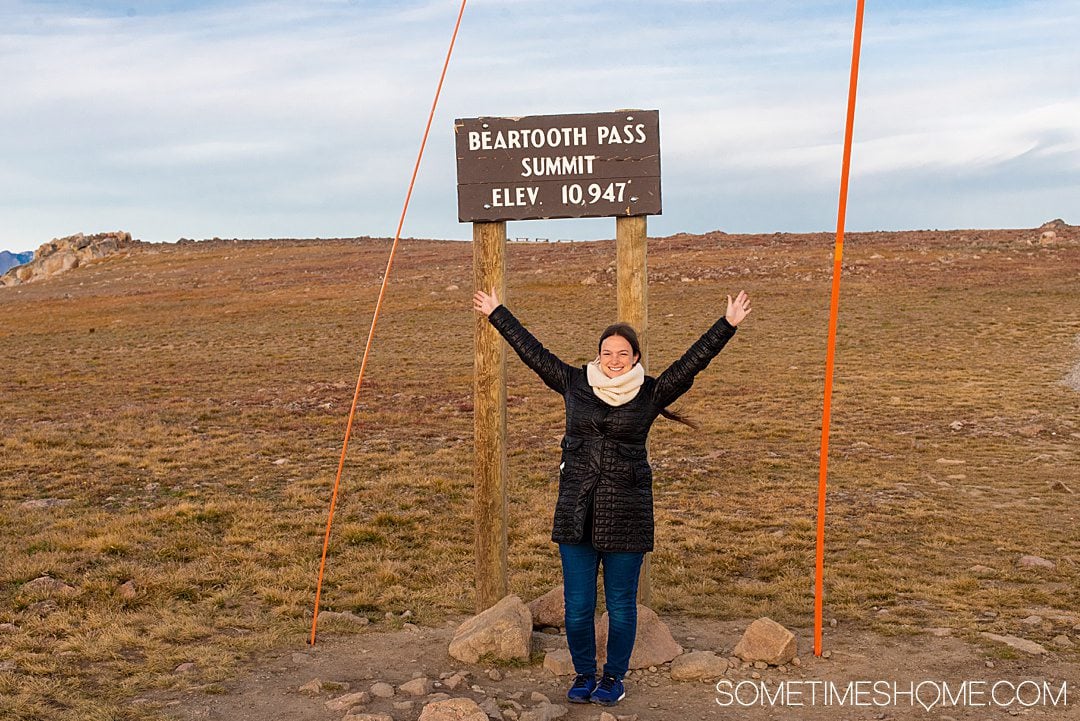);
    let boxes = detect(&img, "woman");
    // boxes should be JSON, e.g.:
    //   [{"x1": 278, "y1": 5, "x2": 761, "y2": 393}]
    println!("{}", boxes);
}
[{"x1": 473, "y1": 286, "x2": 751, "y2": 706}]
